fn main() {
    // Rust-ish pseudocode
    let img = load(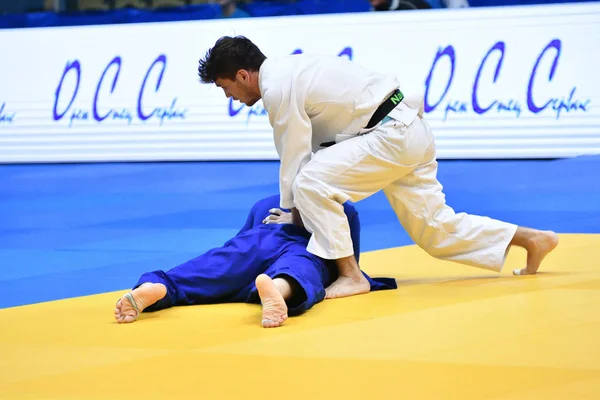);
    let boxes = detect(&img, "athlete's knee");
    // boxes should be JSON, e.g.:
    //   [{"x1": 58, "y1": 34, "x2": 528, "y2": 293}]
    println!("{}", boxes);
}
[
  {"x1": 410, "y1": 226, "x2": 459, "y2": 259},
  {"x1": 292, "y1": 170, "x2": 321, "y2": 202},
  {"x1": 420, "y1": 242, "x2": 449, "y2": 258}
]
